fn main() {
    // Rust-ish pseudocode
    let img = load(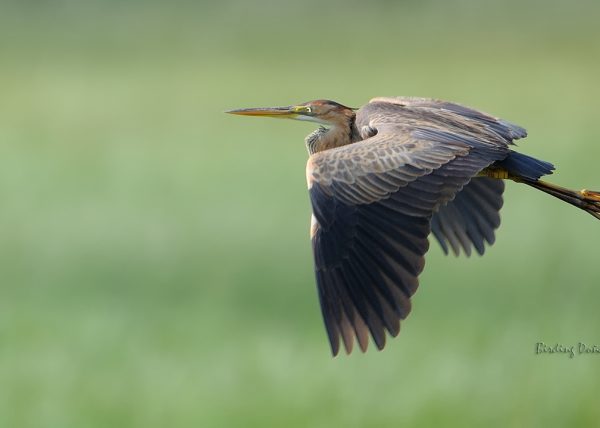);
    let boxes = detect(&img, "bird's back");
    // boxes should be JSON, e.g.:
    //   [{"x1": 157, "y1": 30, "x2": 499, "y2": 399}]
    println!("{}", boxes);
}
[{"x1": 355, "y1": 97, "x2": 527, "y2": 147}]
